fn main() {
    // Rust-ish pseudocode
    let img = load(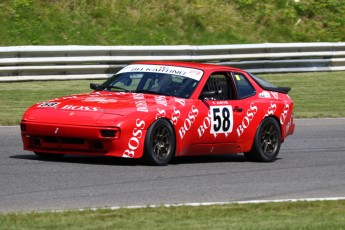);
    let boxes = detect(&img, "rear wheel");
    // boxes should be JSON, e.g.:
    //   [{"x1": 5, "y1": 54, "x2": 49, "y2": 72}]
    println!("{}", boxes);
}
[
  {"x1": 244, "y1": 117, "x2": 281, "y2": 162},
  {"x1": 144, "y1": 119, "x2": 175, "y2": 166},
  {"x1": 34, "y1": 152, "x2": 64, "y2": 159}
]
